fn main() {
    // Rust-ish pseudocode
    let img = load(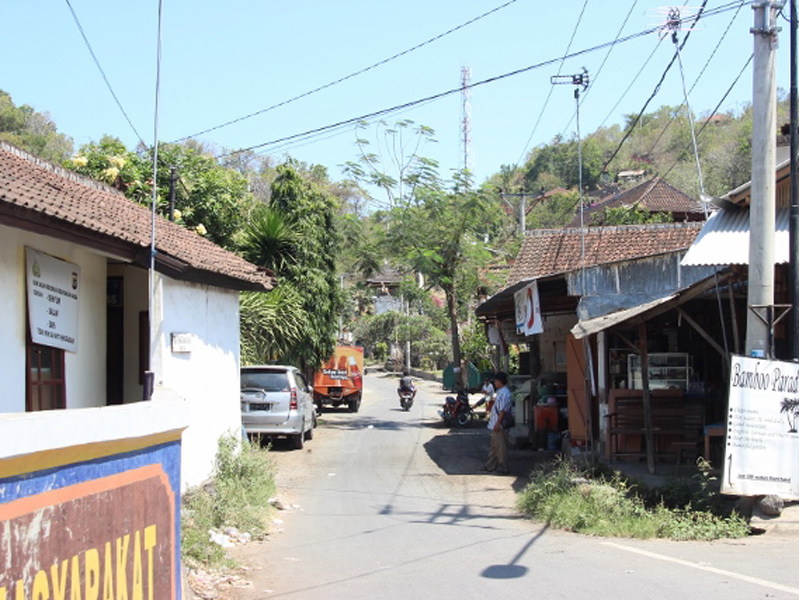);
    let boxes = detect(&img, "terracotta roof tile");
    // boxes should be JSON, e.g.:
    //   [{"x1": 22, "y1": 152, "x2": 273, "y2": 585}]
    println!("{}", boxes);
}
[
  {"x1": 568, "y1": 177, "x2": 705, "y2": 227},
  {"x1": 0, "y1": 142, "x2": 275, "y2": 291},
  {"x1": 508, "y1": 222, "x2": 703, "y2": 285}
]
